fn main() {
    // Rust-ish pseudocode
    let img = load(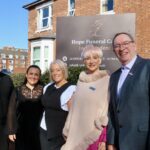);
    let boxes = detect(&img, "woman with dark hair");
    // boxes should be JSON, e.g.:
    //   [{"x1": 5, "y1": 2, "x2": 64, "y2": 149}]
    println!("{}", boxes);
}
[{"x1": 7, "y1": 65, "x2": 43, "y2": 150}]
